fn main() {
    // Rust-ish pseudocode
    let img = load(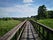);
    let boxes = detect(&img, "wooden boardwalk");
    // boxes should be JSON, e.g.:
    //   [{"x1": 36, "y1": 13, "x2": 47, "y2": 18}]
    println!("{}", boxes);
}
[
  {"x1": 0, "y1": 20, "x2": 53, "y2": 40},
  {"x1": 20, "y1": 21, "x2": 40, "y2": 40}
]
